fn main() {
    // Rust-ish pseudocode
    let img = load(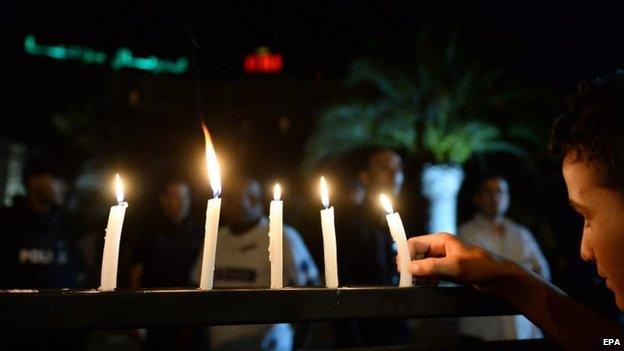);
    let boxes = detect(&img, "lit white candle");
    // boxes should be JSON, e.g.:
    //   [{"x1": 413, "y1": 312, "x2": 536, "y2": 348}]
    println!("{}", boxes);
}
[
  {"x1": 99, "y1": 173, "x2": 128, "y2": 291},
  {"x1": 319, "y1": 176, "x2": 339, "y2": 288},
  {"x1": 269, "y1": 183, "x2": 283, "y2": 289},
  {"x1": 199, "y1": 123, "x2": 222, "y2": 290},
  {"x1": 379, "y1": 194, "x2": 412, "y2": 287}
]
